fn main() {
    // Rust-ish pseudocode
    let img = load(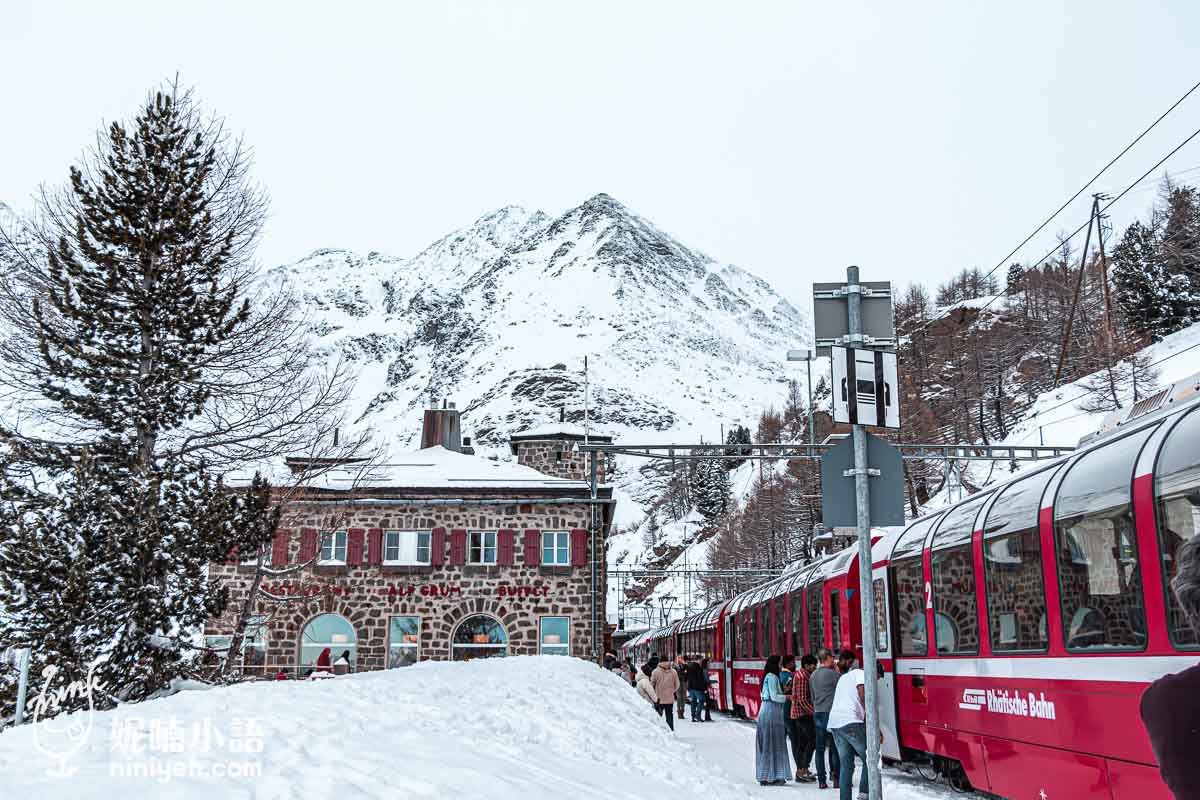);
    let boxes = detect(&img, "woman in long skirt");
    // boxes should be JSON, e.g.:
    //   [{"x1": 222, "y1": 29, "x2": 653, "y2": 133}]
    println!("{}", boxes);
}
[{"x1": 756, "y1": 654, "x2": 793, "y2": 786}]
